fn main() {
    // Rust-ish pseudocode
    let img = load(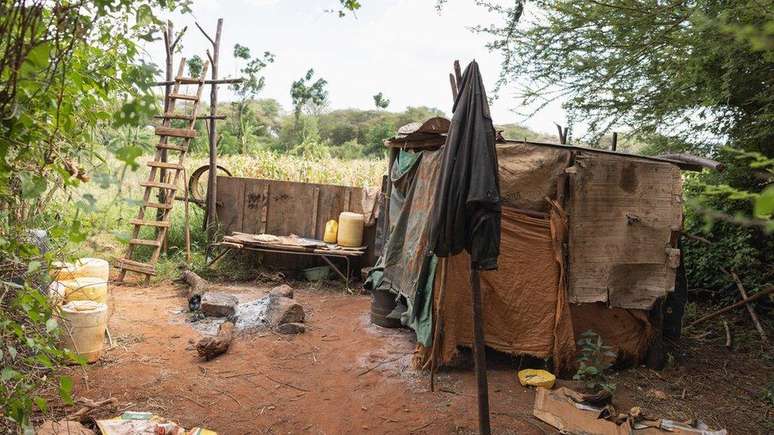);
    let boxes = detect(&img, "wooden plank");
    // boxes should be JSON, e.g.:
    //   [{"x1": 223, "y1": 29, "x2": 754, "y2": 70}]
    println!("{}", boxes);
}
[
  {"x1": 217, "y1": 176, "x2": 245, "y2": 233},
  {"x1": 147, "y1": 161, "x2": 184, "y2": 170},
  {"x1": 168, "y1": 92, "x2": 198, "y2": 101},
  {"x1": 115, "y1": 258, "x2": 157, "y2": 275},
  {"x1": 129, "y1": 238, "x2": 162, "y2": 247},
  {"x1": 567, "y1": 152, "x2": 682, "y2": 309},
  {"x1": 143, "y1": 201, "x2": 173, "y2": 209},
  {"x1": 311, "y1": 187, "x2": 320, "y2": 238},
  {"x1": 260, "y1": 183, "x2": 270, "y2": 233},
  {"x1": 130, "y1": 219, "x2": 171, "y2": 228},
  {"x1": 241, "y1": 179, "x2": 269, "y2": 235},
  {"x1": 155, "y1": 126, "x2": 197, "y2": 138}
]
